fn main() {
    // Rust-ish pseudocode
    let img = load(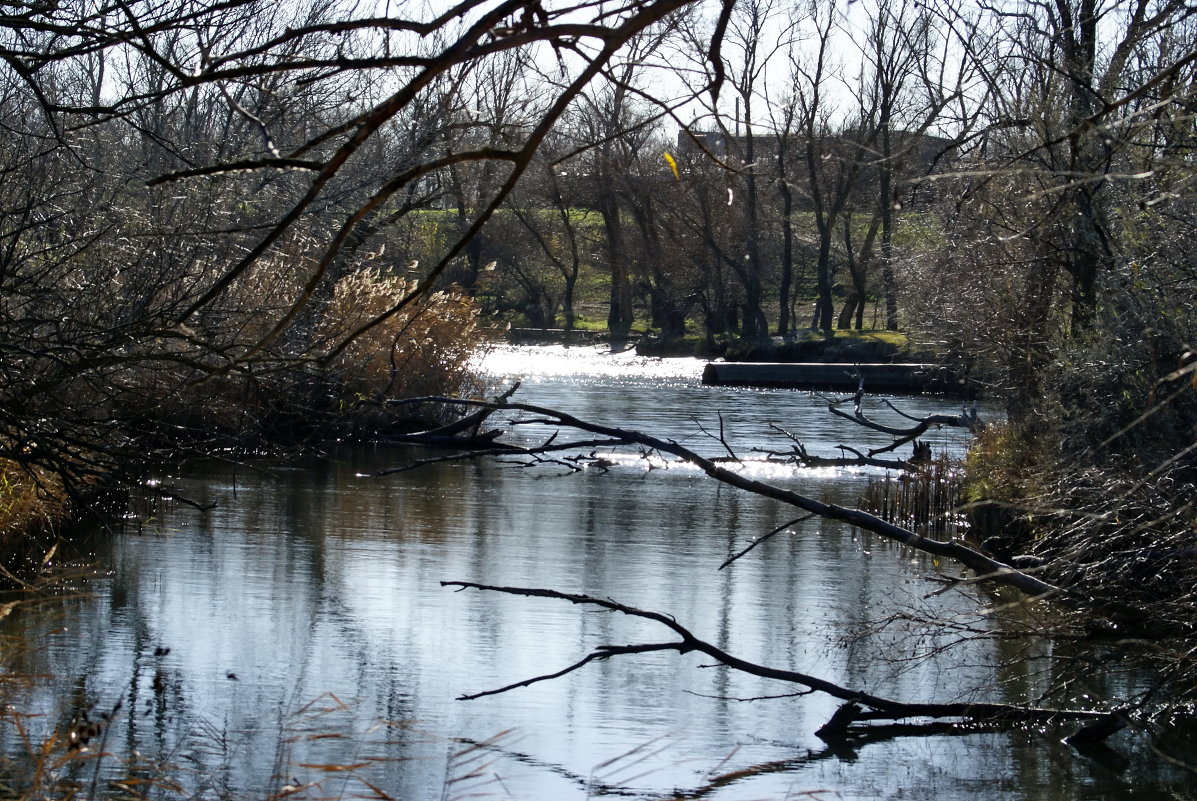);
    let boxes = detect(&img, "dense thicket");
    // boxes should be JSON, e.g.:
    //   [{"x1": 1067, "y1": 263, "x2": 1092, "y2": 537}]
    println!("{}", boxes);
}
[{"x1": 0, "y1": 0, "x2": 696, "y2": 526}]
